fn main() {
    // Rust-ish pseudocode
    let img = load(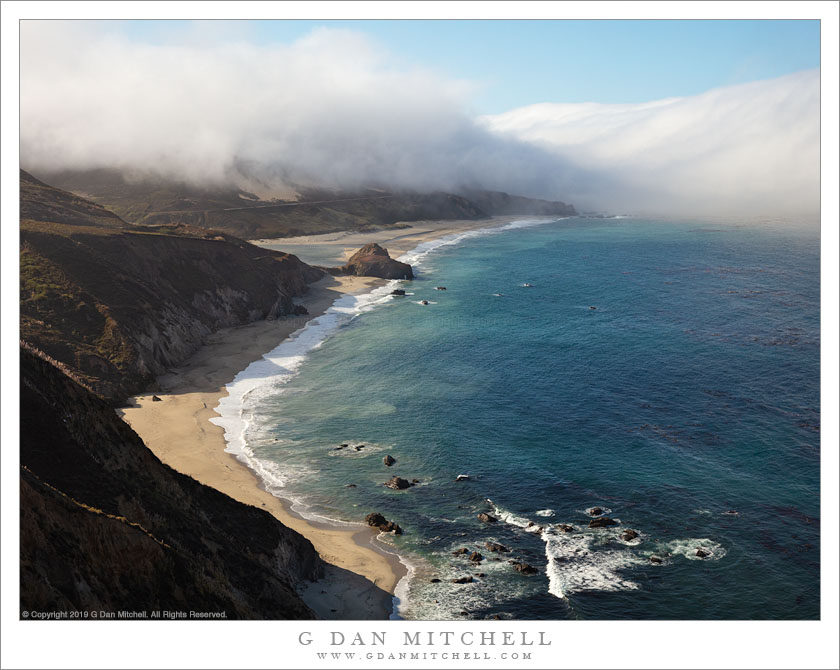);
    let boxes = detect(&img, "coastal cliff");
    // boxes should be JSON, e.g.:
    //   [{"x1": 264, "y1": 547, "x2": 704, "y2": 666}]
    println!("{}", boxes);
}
[
  {"x1": 20, "y1": 345, "x2": 325, "y2": 618},
  {"x1": 20, "y1": 170, "x2": 324, "y2": 403}
]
